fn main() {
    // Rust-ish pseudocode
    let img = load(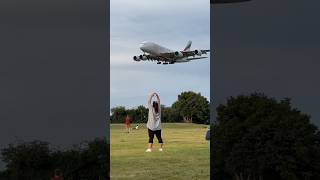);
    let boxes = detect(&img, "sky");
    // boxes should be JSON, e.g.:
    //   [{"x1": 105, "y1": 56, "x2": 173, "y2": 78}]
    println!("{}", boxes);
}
[
  {"x1": 212, "y1": 0, "x2": 320, "y2": 127},
  {"x1": 110, "y1": 0, "x2": 210, "y2": 109},
  {"x1": 0, "y1": 0, "x2": 108, "y2": 169},
  {"x1": 1, "y1": 0, "x2": 319, "y2": 171}
]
